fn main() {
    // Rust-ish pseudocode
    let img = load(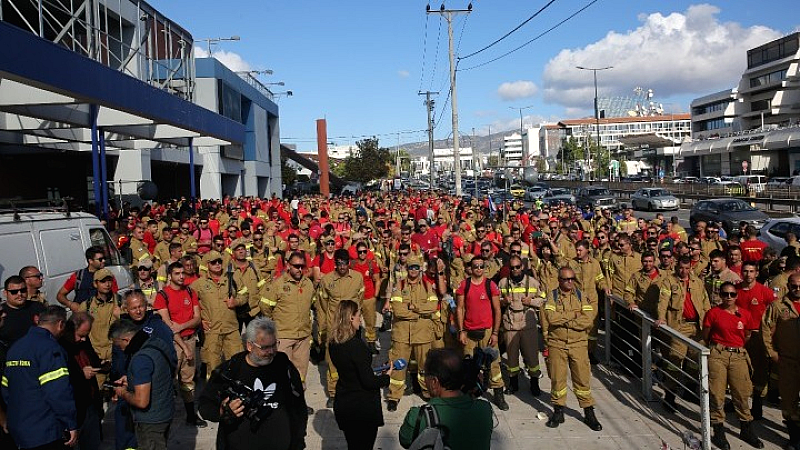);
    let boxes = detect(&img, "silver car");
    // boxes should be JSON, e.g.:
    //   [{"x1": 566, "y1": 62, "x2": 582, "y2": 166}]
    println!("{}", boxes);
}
[
  {"x1": 759, "y1": 217, "x2": 800, "y2": 253},
  {"x1": 525, "y1": 187, "x2": 547, "y2": 201},
  {"x1": 630, "y1": 188, "x2": 679, "y2": 211}
]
